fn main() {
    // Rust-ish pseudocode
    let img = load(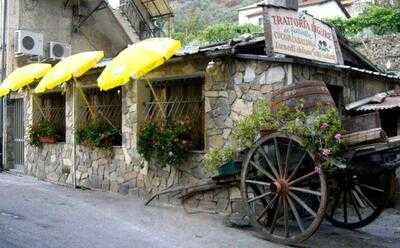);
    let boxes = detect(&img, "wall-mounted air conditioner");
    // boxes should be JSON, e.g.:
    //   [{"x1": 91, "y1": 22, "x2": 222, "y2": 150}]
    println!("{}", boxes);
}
[
  {"x1": 15, "y1": 30, "x2": 44, "y2": 57},
  {"x1": 49, "y1": 42, "x2": 71, "y2": 60}
]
